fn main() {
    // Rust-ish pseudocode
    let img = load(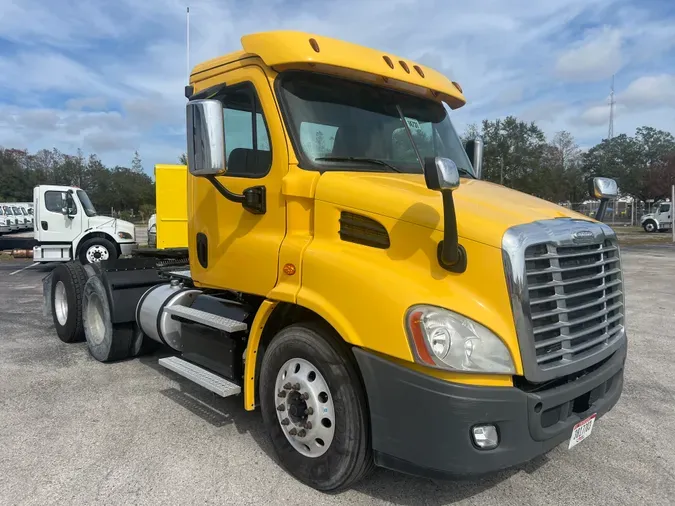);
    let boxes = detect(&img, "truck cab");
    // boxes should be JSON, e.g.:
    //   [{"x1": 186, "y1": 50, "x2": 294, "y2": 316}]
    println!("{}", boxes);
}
[
  {"x1": 641, "y1": 201, "x2": 671, "y2": 232},
  {"x1": 11, "y1": 205, "x2": 27, "y2": 229},
  {"x1": 0, "y1": 205, "x2": 11, "y2": 234},
  {"x1": 47, "y1": 31, "x2": 626, "y2": 492},
  {"x1": 33, "y1": 185, "x2": 137, "y2": 263},
  {"x1": 19, "y1": 205, "x2": 33, "y2": 229}
]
